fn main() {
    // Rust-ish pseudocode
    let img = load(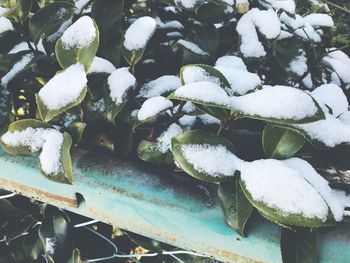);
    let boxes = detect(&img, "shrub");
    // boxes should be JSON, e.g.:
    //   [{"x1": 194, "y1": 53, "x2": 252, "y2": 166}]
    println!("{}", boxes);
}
[{"x1": 0, "y1": 0, "x2": 350, "y2": 261}]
